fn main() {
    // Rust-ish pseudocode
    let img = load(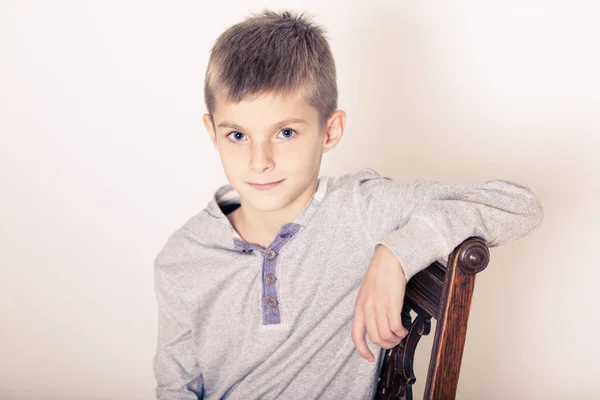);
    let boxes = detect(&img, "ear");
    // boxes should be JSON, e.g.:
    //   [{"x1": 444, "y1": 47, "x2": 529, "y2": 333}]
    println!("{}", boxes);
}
[
  {"x1": 322, "y1": 110, "x2": 346, "y2": 153},
  {"x1": 203, "y1": 113, "x2": 219, "y2": 151}
]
